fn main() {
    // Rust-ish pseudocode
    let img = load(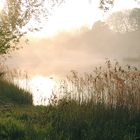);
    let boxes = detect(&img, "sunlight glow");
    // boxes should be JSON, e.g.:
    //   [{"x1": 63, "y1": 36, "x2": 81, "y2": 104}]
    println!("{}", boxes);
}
[
  {"x1": 45, "y1": 0, "x2": 101, "y2": 35},
  {"x1": 30, "y1": 0, "x2": 102, "y2": 38},
  {"x1": 15, "y1": 75, "x2": 56, "y2": 105},
  {"x1": 112, "y1": 0, "x2": 139, "y2": 12},
  {"x1": 29, "y1": 0, "x2": 139, "y2": 38},
  {"x1": 30, "y1": 75, "x2": 55, "y2": 95},
  {"x1": 0, "y1": 0, "x2": 5, "y2": 11},
  {"x1": 29, "y1": 75, "x2": 56, "y2": 105}
]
